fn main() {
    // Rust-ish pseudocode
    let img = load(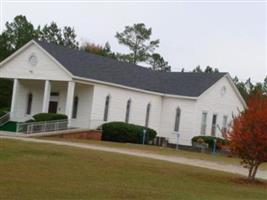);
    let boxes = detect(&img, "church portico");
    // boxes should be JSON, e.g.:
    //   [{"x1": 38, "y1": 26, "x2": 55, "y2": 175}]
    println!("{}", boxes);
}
[{"x1": 9, "y1": 78, "x2": 94, "y2": 127}]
